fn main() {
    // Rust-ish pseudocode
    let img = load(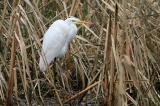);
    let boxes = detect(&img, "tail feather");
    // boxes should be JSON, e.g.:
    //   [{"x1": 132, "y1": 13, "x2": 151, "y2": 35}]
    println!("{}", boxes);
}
[{"x1": 39, "y1": 56, "x2": 47, "y2": 72}]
